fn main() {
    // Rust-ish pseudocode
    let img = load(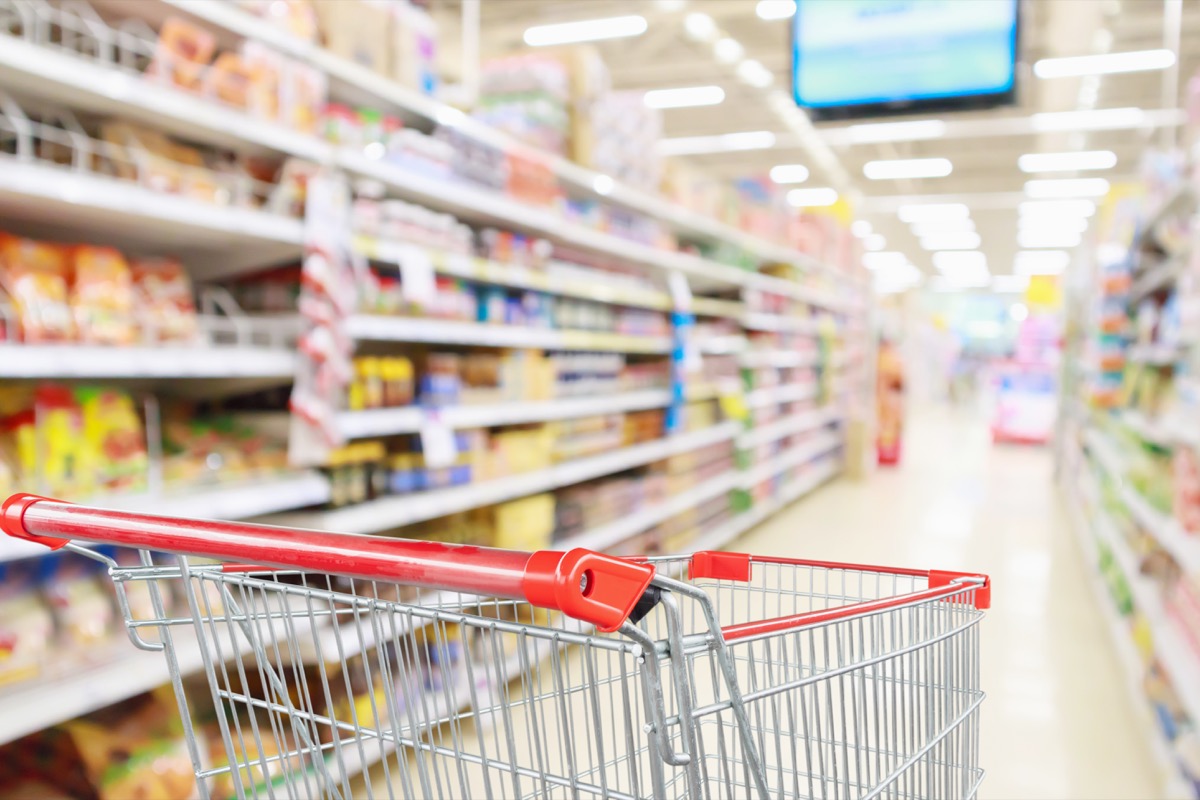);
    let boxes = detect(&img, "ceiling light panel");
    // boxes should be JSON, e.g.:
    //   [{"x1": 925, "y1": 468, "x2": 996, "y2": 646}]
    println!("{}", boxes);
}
[
  {"x1": 910, "y1": 219, "x2": 976, "y2": 237},
  {"x1": 932, "y1": 251, "x2": 987, "y2": 272},
  {"x1": 713, "y1": 37, "x2": 744, "y2": 64},
  {"x1": 863, "y1": 158, "x2": 953, "y2": 180},
  {"x1": 643, "y1": 85, "x2": 726, "y2": 109},
  {"x1": 992, "y1": 275, "x2": 1031, "y2": 293},
  {"x1": 683, "y1": 12, "x2": 717, "y2": 41},
  {"x1": 1018, "y1": 200, "x2": 1097, "y2": 218},
  {"x1": 769, "y1": 164, "x2": 810, "y2": 184},
  {"x1": 736, "y1": 59, "x2": 775, "y2": 88},
  {"x1": 1014, "y1": 250, "x2": 1071, "y2": 274},
  {"x1": 847, "y1": 119, "x2": 946, "y2": 144},
  {"x1": 898, "y1": 203, "x2": 970, "y2": 223},
  {"x1": 862, "y1": 251, "x2": 908, "y2": 270},
  {"x1": 851, "y1": 220, "x2": 873, "y2": 238},
  {"x1": 1018, "y1": 150, "x2": 1117, "y2": 173},
  {"x1": 1034, "y1": 49, "x2": 1176, "y2": 79},
  {"x1": 788, "y1": 187, "x2": 838, "y2": 207},
  {"x1": 863, "y1": 234, "x2": 887, "y2": 251},
  {"x1": 524, "y1": 15, "x2": 647, "y2": 46},
  {"x1": 1020, "y1": 216, "x2": 1089, "y2": 234},
  {"x1": 1019, "y1": 230, "x2": 1082, "y2": 248},
  {"x1": 1031, "y1": 107, "x2": 1146, "y2": 132},
  {"x1": 657, "y1": 130, "x2": 776, "y2": 155},
  {"x1": 1025, "y1": 178, "x2": 1110, "y2": 198},
  {"x1": 756, "y1": 0, "x2": 797, "y2": 20},
  {"x1": 920, "y1": 232, "x2": 982, "y2": 251}
]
